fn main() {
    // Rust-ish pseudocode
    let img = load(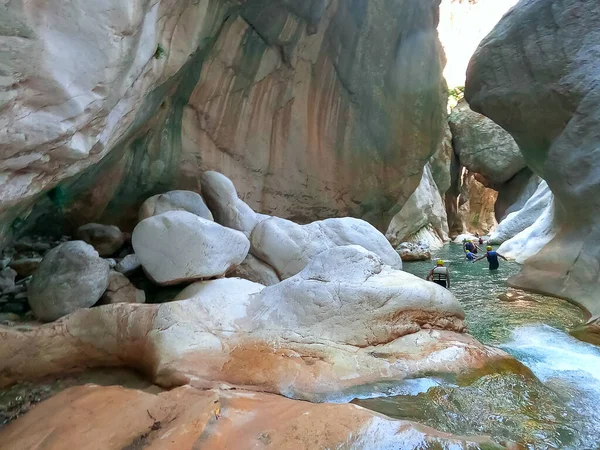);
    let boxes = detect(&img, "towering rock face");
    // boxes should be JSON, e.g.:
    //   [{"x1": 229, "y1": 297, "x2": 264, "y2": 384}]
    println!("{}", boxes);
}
[
  {"x1": 1, "y1": 0, "x2": 447, "y2": 239},
  {"x1": 466, "y1": 0, "x2": 600, "y2": 315}
]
